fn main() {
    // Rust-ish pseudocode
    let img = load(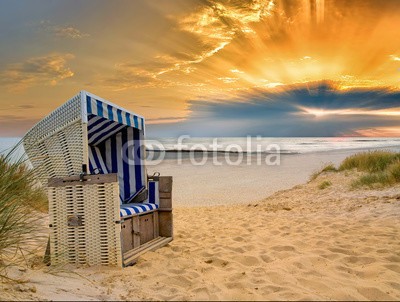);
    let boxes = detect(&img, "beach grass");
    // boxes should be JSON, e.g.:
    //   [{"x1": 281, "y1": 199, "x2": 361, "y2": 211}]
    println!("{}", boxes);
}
[
  {"x1": 310, "y1": 151, "x2": 400, "y2": 188},
  {"x1": 318, "y1": 180, "x2": 332, "y2": 190},
  {"x1": 339, "y1": 150, "x2": 400, "y2": 173},
  {"x1": 0, "y1": 143, "x2": 47, "y2": 280},
  {"x1": 310, "y1": 163, "x2": 337, "y2": 181}
]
